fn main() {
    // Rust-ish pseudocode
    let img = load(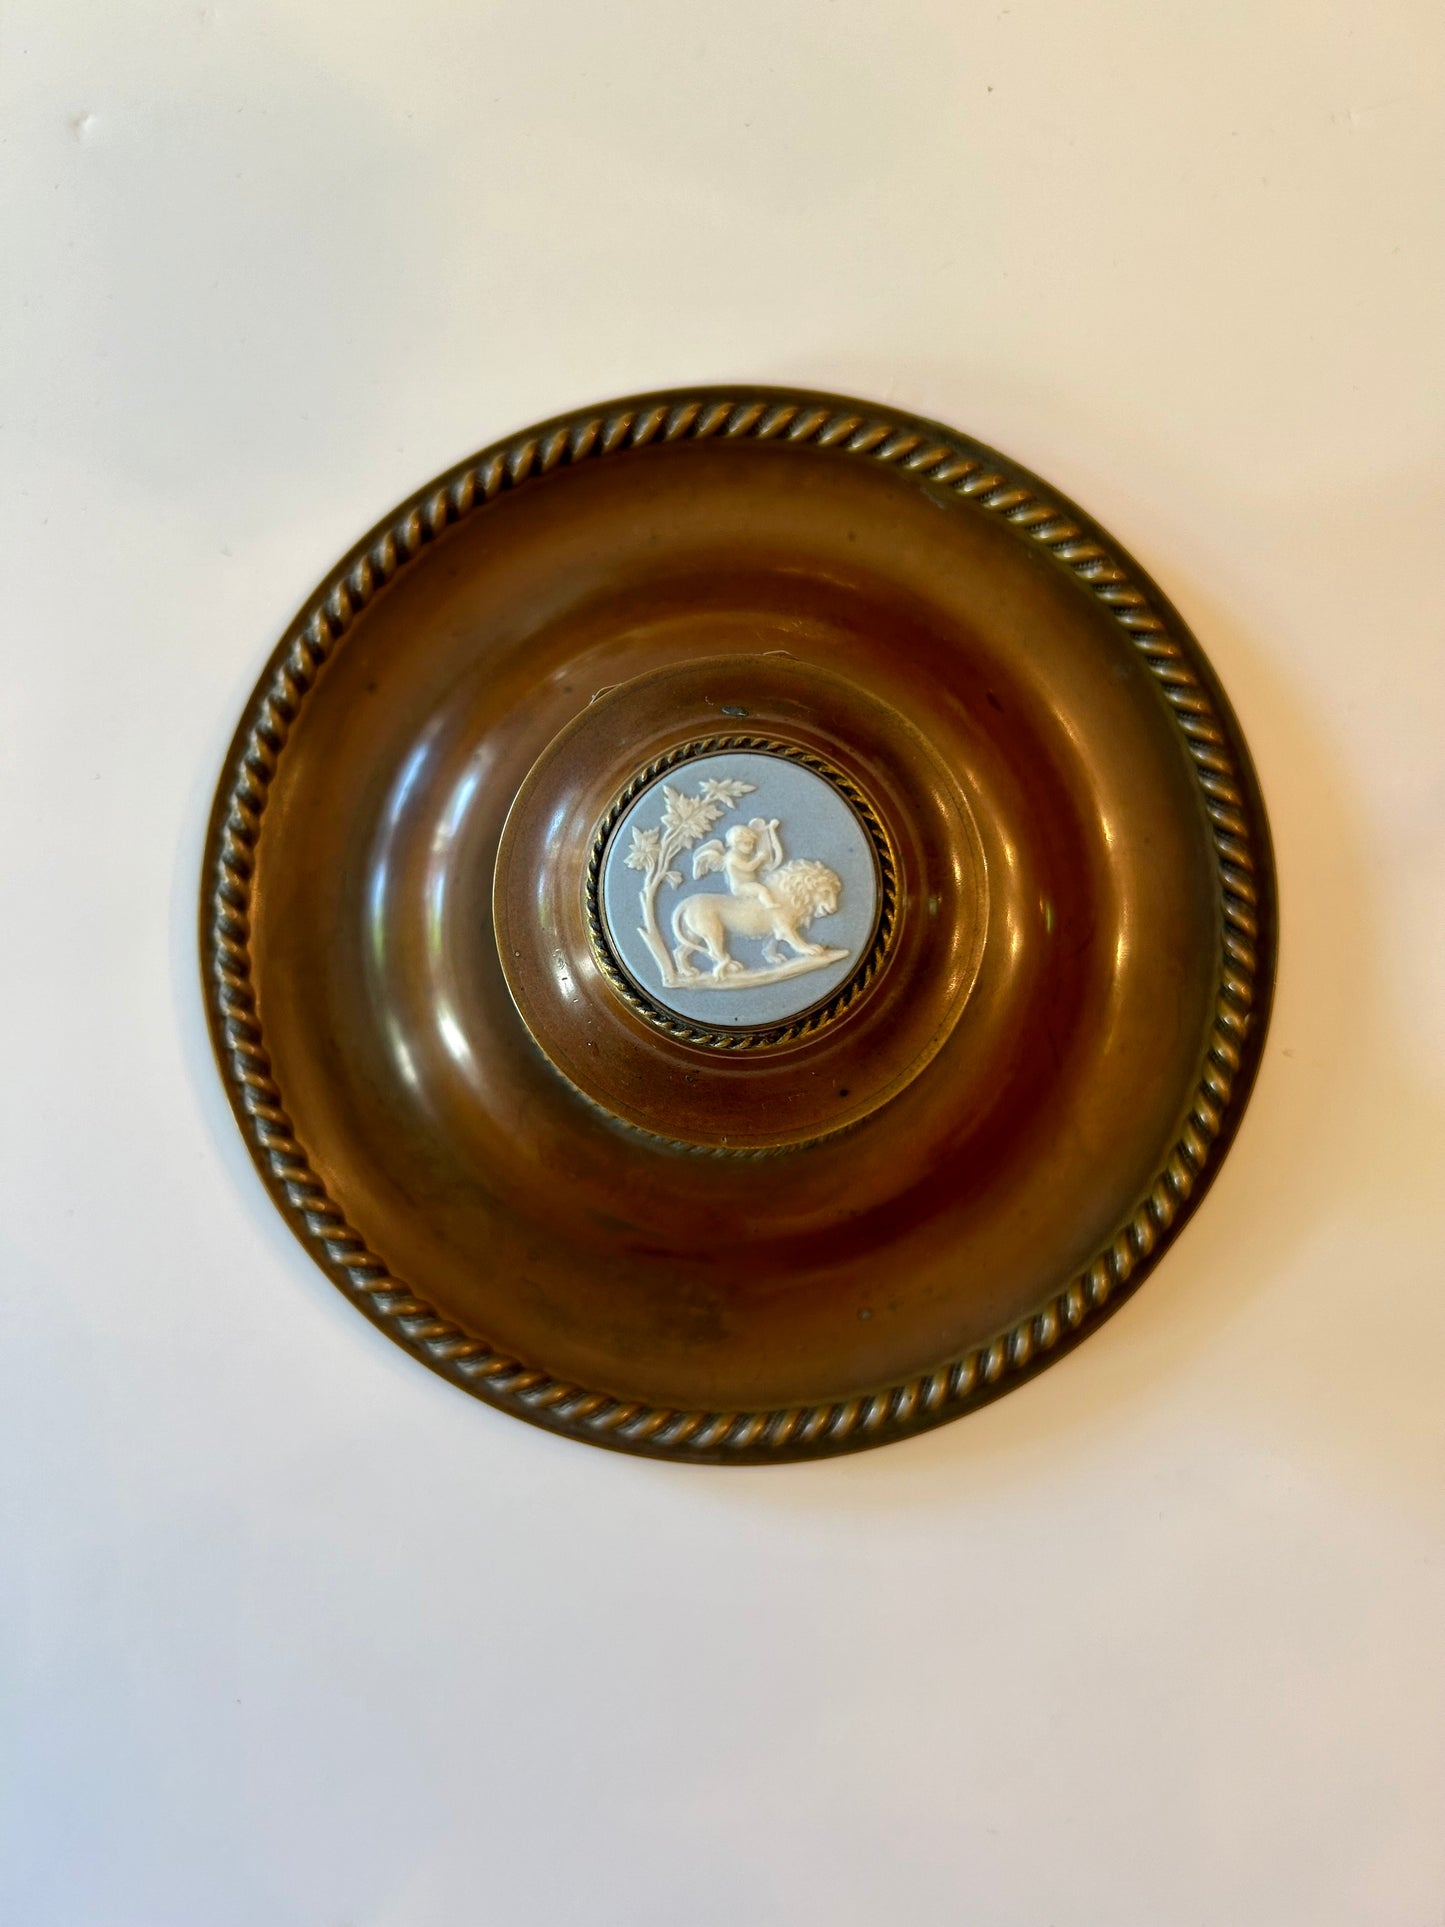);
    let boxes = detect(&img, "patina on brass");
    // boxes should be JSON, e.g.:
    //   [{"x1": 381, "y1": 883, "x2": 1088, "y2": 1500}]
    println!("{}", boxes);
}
[{"x1": 201, "y1": 387, "x2": 1276, "y2": 1460}]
